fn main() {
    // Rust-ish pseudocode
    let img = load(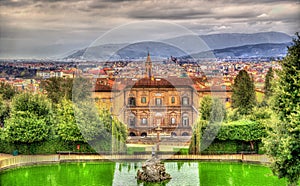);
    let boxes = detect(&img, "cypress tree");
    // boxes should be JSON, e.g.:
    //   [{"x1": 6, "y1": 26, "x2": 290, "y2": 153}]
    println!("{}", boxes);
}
[
  {"x1": 263, "y1": 33, "x2": 300, "y2": 186},
  {"x1": 264, "y1": 67, "x2": 274, "y2": 100},
  {"x1": 231, "y1": 69, "x2": 256, "y2": 115}
]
